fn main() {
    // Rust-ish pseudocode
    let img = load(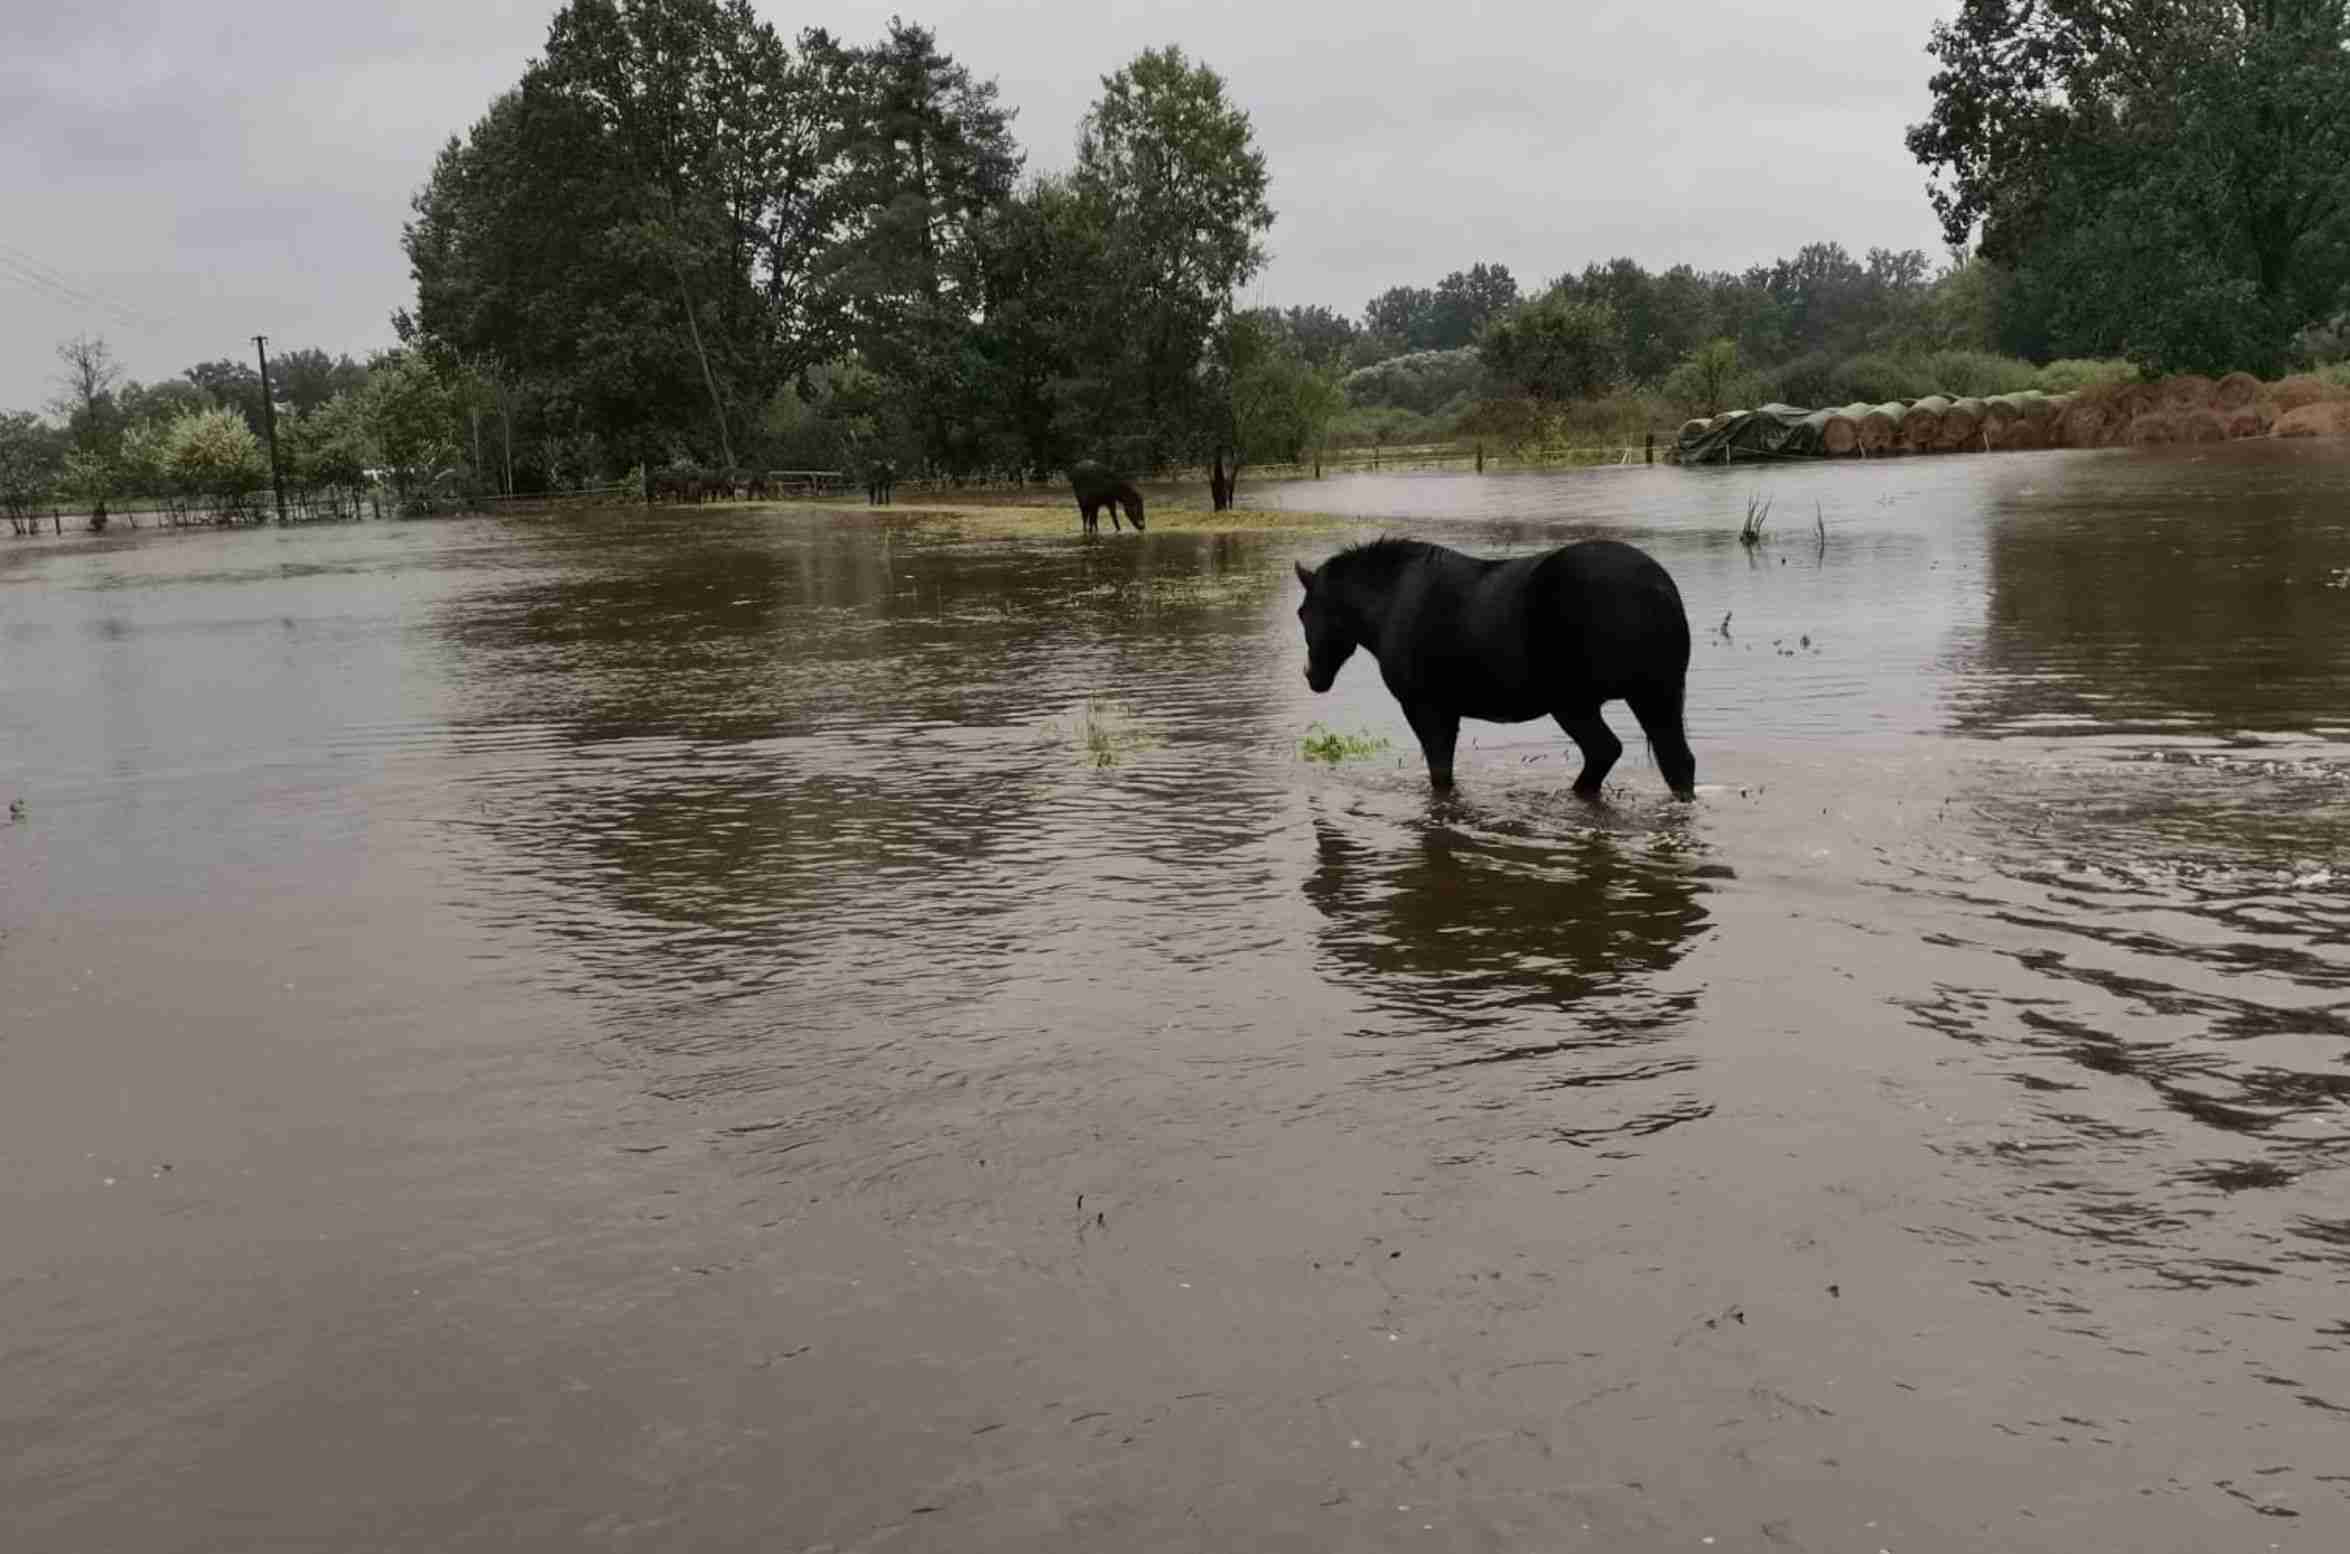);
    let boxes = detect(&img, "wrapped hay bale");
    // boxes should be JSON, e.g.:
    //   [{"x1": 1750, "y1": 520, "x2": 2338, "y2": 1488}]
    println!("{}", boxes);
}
[
  {"x1": 2213, "y1": 371, "x2": 2263, "y2": 410},
  {"x1": 2126, "y1": 410, "x2": 2180, "y2": 445},
  {"x1": 2273, "y1": 401, "x2": 2350, "y2": 438},
  {"x1": 1859, "y1": 402, "x2": 1904, "y2": 452},
  {"x1": 1816, "y1": 406, "x2": 1860, "y2": 456},
  {"x1": 2157, "y1": 373, "x2": 2217, "y2": 412},
  {"x1": 1979, "y1": 394, "x2": 2022, "y2": 446},
  {"x1": 1680, "y1": 418, "x2": 1709, "y2": 442},
  {"x1": 2179, "y1": 409, "x2": 2227, "y2": 443},
  {"x1": 1900, "y1": 395, "x2": 1951, "y2": 450},
  {"x1": 1938, "y1": 397, "x2": 1987, "y2": 449},
  {"x1": 1707, "y1": 410, "x2": 1743, "y2": 431},
  {"x1": 2270, "y1": 374, "x2": 2350, "y2": 413}
]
